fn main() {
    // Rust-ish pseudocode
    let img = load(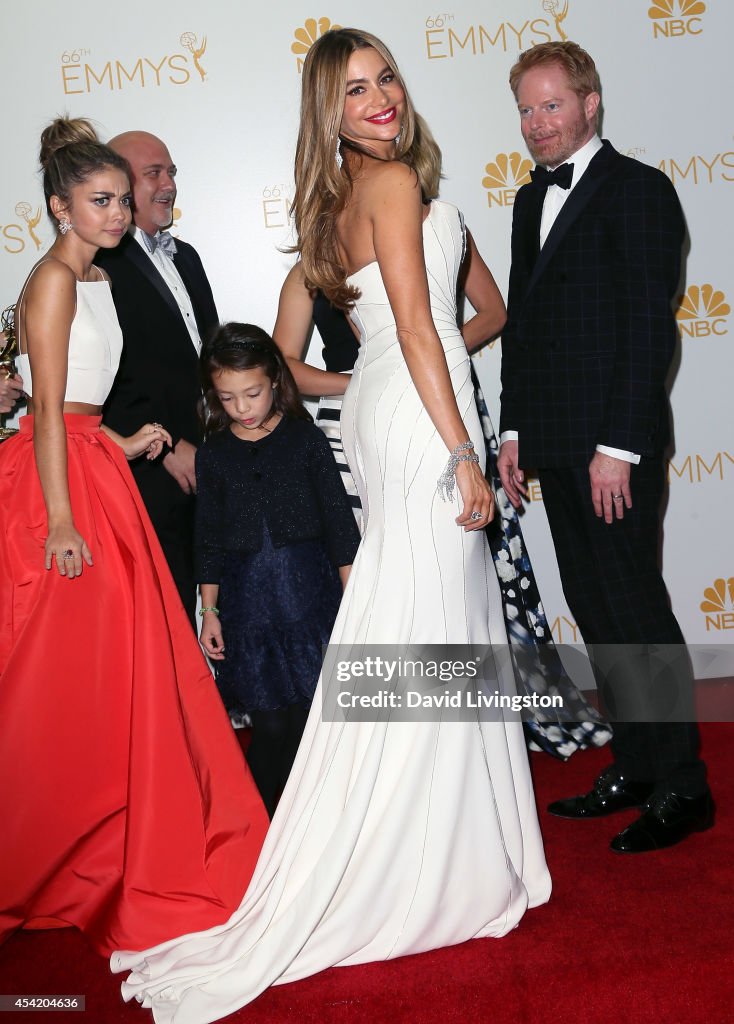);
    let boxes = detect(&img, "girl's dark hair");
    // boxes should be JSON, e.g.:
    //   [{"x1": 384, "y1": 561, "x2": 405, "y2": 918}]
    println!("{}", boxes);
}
[
  {"x1": 199, "y1": 322, "x2": 312, "y2": 437},
  {"x1": 40, "y1": 116, "x2": 130, "y2": 221}
]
